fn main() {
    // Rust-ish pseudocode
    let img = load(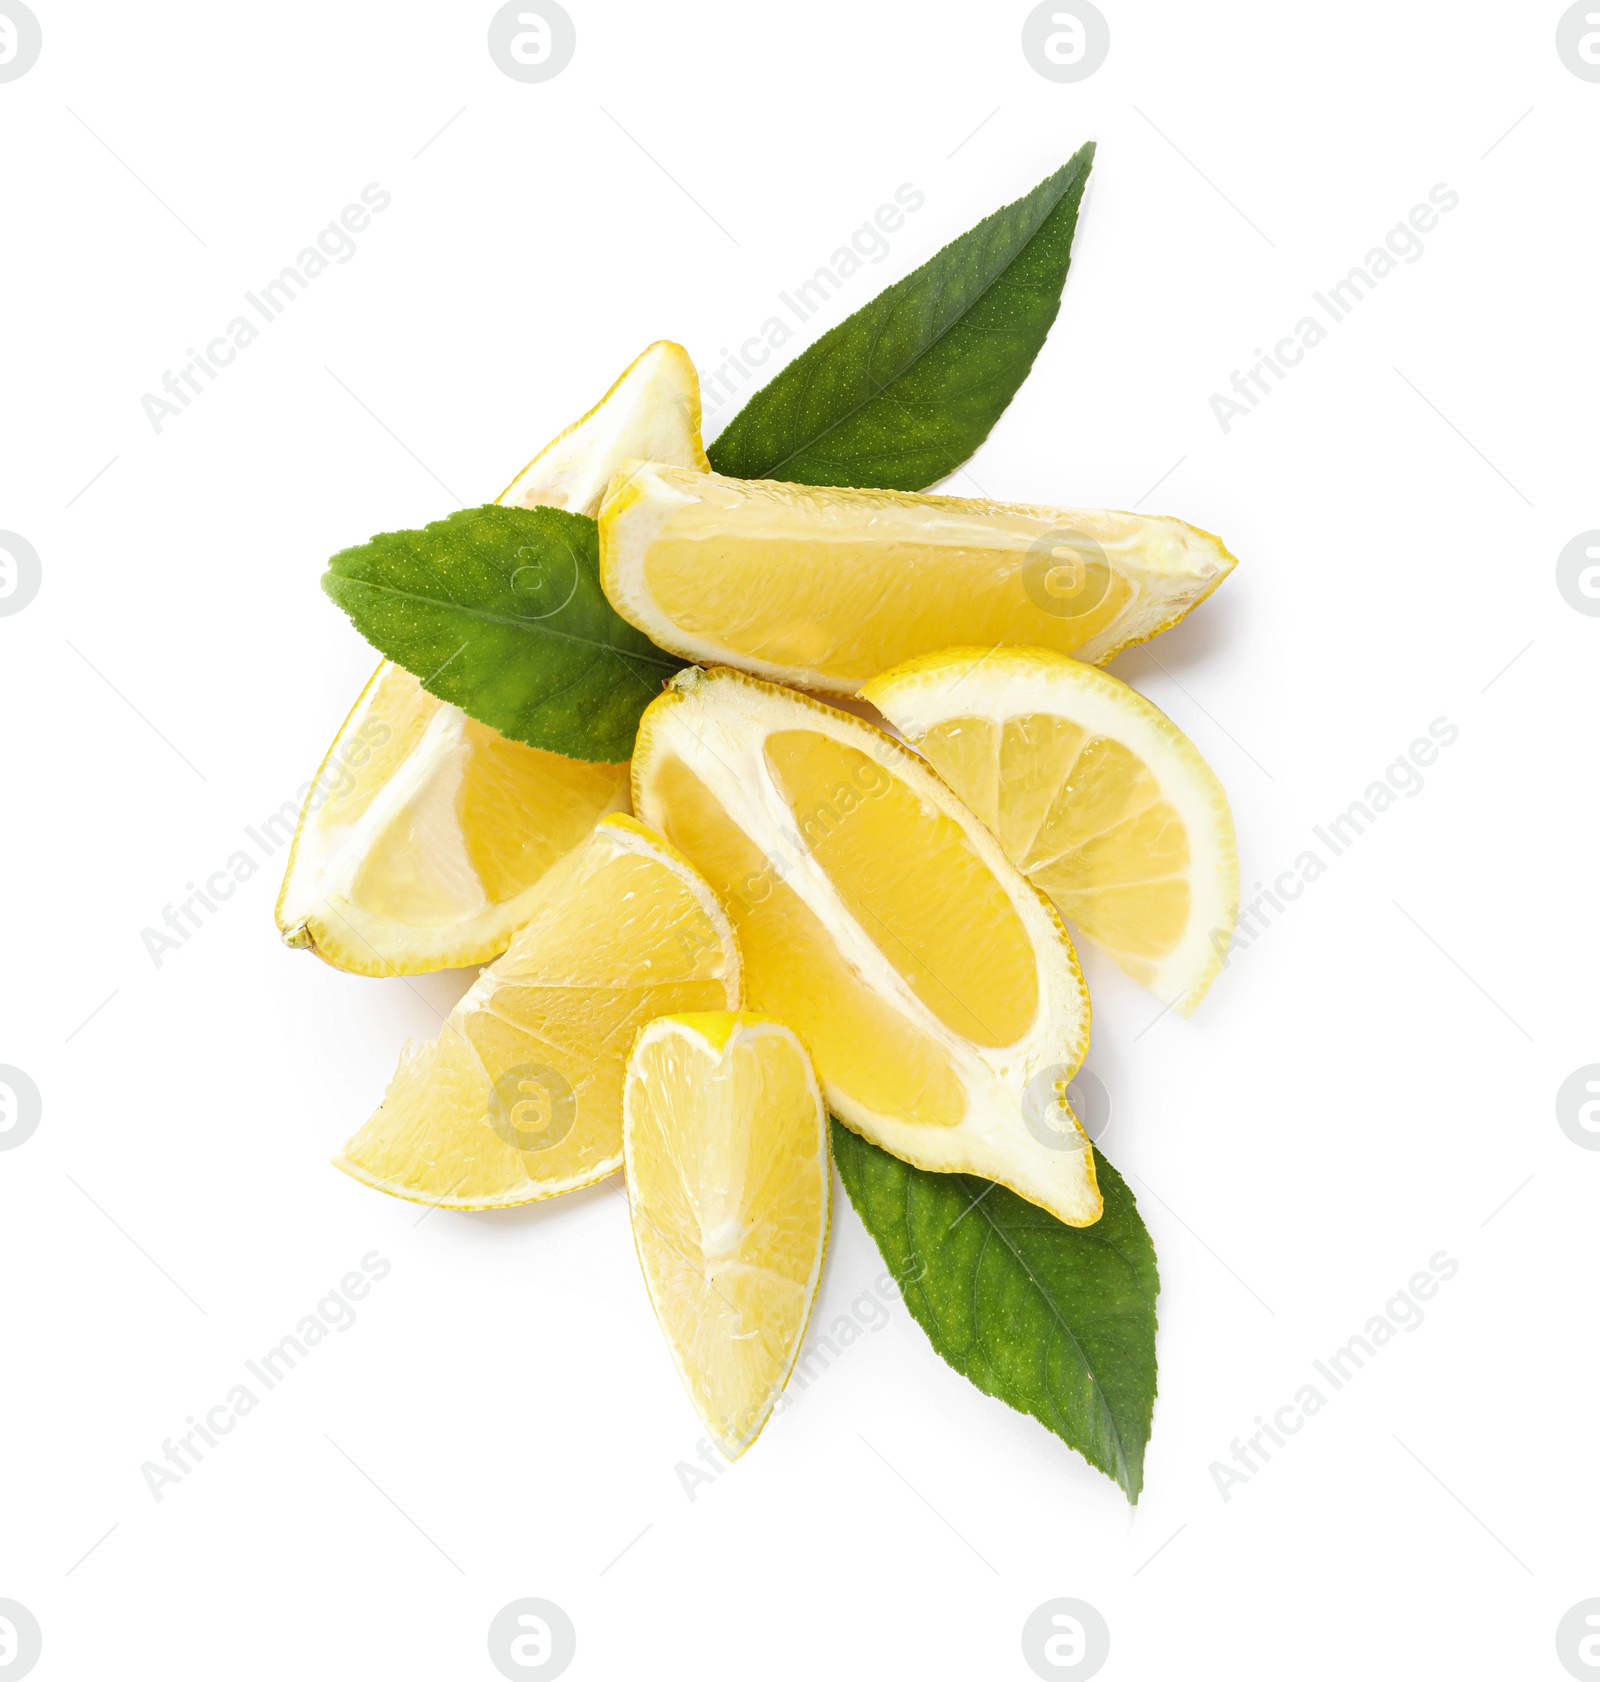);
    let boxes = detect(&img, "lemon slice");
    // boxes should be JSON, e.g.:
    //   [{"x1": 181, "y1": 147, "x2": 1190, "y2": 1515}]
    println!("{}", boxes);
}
[
  {"x1": 864, "y1": 647, "x2": 1238, "y2": 1016},
  {"x1": 278, "y1": 342, "x2": 709, "y2": 975},
  {"x1": 632, "y1": 666, "x2": 1100, "y2": 1227},
  {"x1": 624, "y1": 1012, "x2": 829, "y2": 1458},
  {"x1": 600, "y1": 462, "x2": 1236, "y2": 696},
  {"x1": 334, "y1": 815, "x2": 741, "y2": 1207}
]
